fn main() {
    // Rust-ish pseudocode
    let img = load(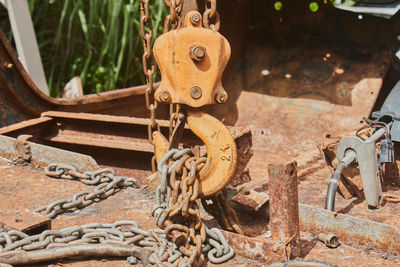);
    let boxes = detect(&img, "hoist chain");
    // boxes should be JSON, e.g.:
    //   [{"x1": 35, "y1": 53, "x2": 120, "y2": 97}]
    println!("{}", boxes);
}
[
  {"x1": 152, "y1": 148, "x2": 235, "y2": 265},
  {"x1": 34, "y1": 164, "x2": 139, "y2": 219},
  {"x1": 202, "y1": 190, "x2": 244, "y2": 235},
  {"x1": 163, "y1": 0, "x2": 183, "y2": 32},
  {"x1": 204, "y1": 0, "x2": 220, "y2": 31},
  {"x1": 140, "y1": 0, "x2": 158, "y2": 144}
]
